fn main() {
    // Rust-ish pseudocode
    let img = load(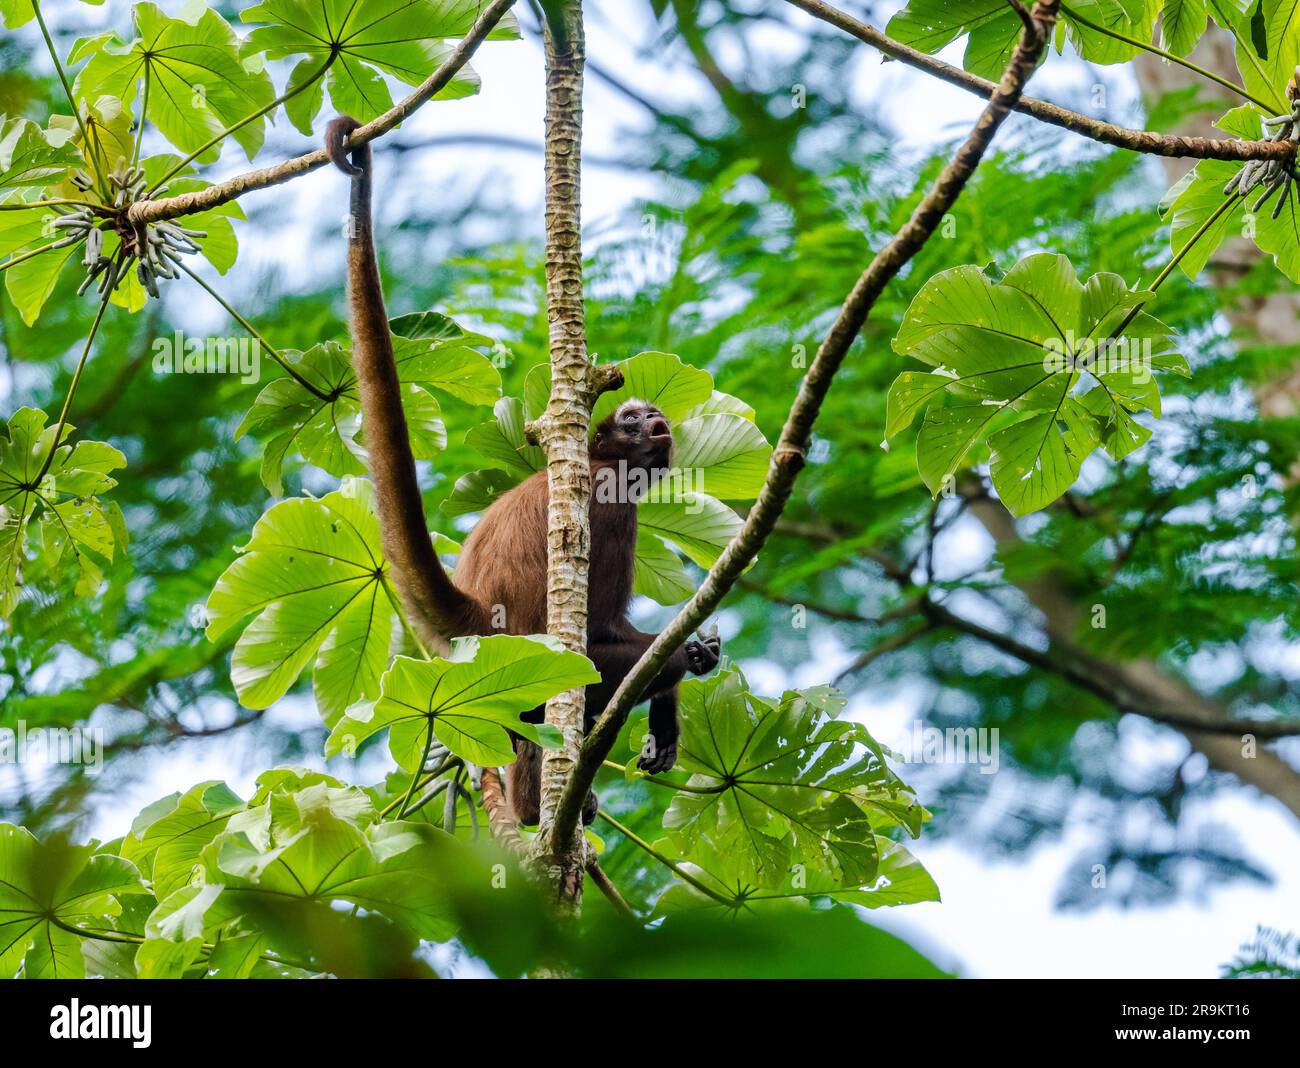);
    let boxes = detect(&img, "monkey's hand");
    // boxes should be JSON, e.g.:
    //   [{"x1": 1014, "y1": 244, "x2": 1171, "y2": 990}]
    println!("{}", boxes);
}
[
  {"x1": 684, "y1": 625, "x2": 721, "y2": 675},
  {"x1": 637, "y1": 734, "x2": 678, "y2": 774}
]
